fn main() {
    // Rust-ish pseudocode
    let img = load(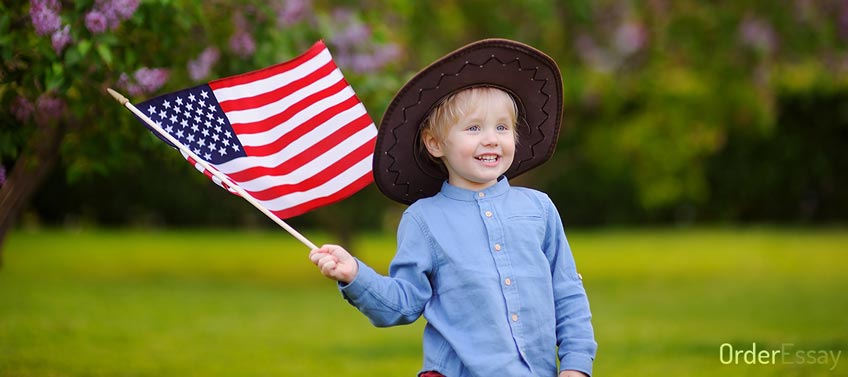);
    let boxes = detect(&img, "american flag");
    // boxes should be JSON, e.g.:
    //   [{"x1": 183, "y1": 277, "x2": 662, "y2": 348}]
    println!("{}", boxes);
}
[{"x1": 137, "y1": 40, "x2": 377, "y2": 219}]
